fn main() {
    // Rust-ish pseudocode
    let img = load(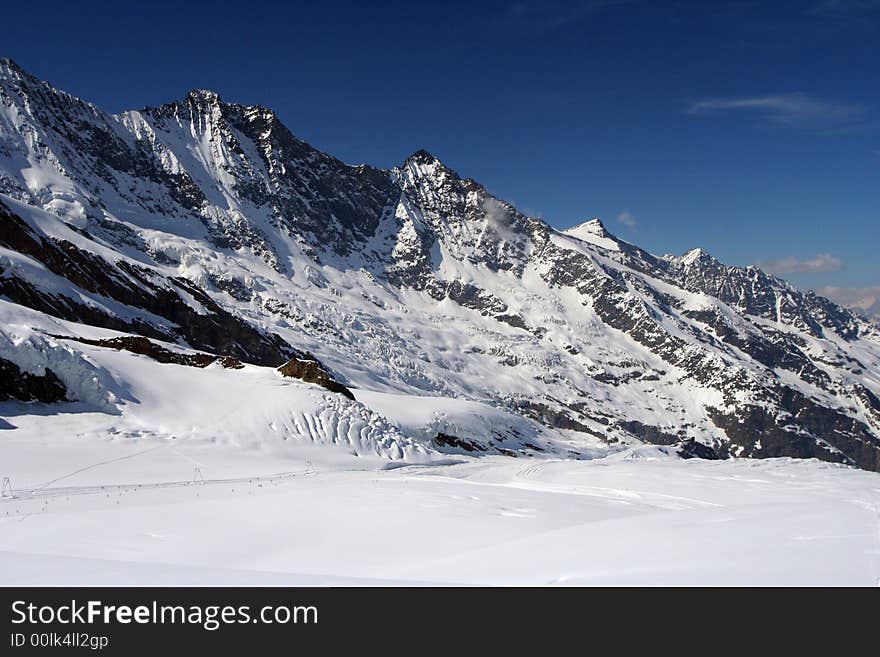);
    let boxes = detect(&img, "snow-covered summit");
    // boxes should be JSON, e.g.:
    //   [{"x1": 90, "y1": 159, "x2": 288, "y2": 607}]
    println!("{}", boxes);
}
[
  {"x1": 185, "y1": 88, "x2": 222, "y2": 103},
  {"x1": 562, "y1": 218, "x2": 620, "y2": 251},
  {"x1": 679, "y1": 247, "x2": 721, "y2": 268},
  {"x1": 405, "y1": 148, "x2": 441, "y2": 165}
]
